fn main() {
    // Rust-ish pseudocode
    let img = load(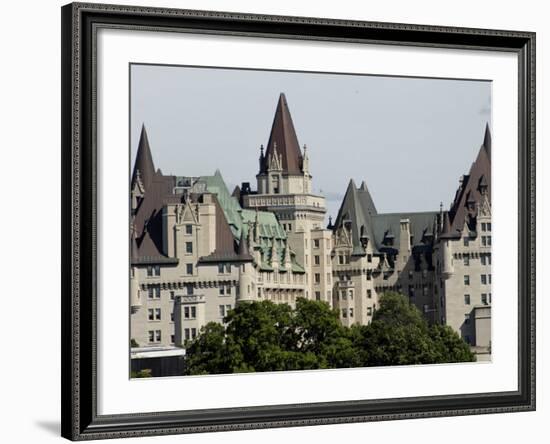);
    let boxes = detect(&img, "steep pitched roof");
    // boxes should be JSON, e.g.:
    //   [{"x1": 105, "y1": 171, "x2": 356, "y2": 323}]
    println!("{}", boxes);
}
[
  {"x1": 260, "y1": 93, "x2": 303, "y2": 175},
  {"x1": 131, "y1": 125, "x2": 155, "y2": 189},
  {"x1": 370, "y1": 211, "x2": 438, "y2": 251},
  {"x1": 333, "y1": 179, "x2": 378, "y2": 255},
  {"x1": 448, "y1": 125, "x2": 491, "y2": 234}
]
